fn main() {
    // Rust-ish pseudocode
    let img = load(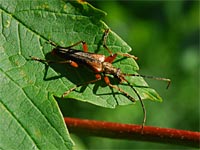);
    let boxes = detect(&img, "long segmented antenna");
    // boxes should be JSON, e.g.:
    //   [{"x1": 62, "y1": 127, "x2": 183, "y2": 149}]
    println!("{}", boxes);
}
[
  {"x1": 123, "y1": 73, "x2": 171, "y2": 89},
  {"x1": 131, "y1": 85, "x2": 146, "y2": 132},
  {"x1": 122, "y1": 78, "x2": 146, "y2": 131}
]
